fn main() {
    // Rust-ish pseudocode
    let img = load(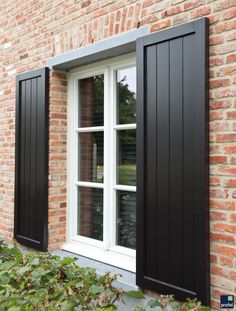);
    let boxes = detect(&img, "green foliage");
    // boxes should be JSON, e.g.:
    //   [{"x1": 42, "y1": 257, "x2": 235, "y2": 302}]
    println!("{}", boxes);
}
[
  {"x1": 0, "y1": 240, "x2": 122, "y2": 311},
  {"x1": 125, "y1": 291, "x2": 145, "y2": 299},
  {"x1": 133, "y1": 295, "x2": 211, "y2": 311},
  {"x1": 0, "y1": 241, "x2": 211, "y2": 311},
  {"x1": 117, "y1": 76, "x2": 136, "y2": 125}
]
